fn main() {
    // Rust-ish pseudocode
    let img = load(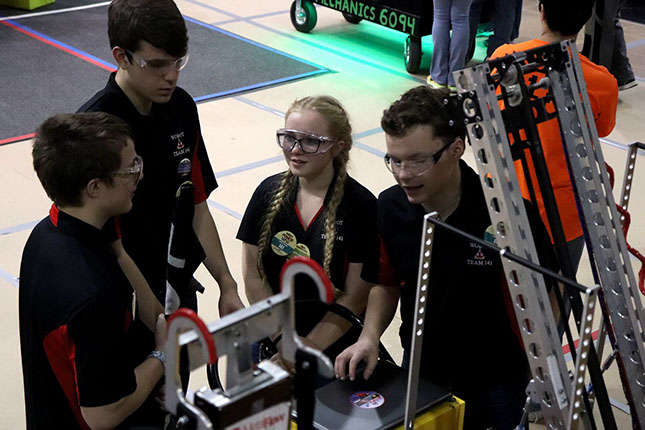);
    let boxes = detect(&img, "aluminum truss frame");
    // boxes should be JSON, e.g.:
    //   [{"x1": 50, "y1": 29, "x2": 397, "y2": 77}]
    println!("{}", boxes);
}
[{"x1": 449, "y1": 40, "x2": 645, "y2": 428}]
